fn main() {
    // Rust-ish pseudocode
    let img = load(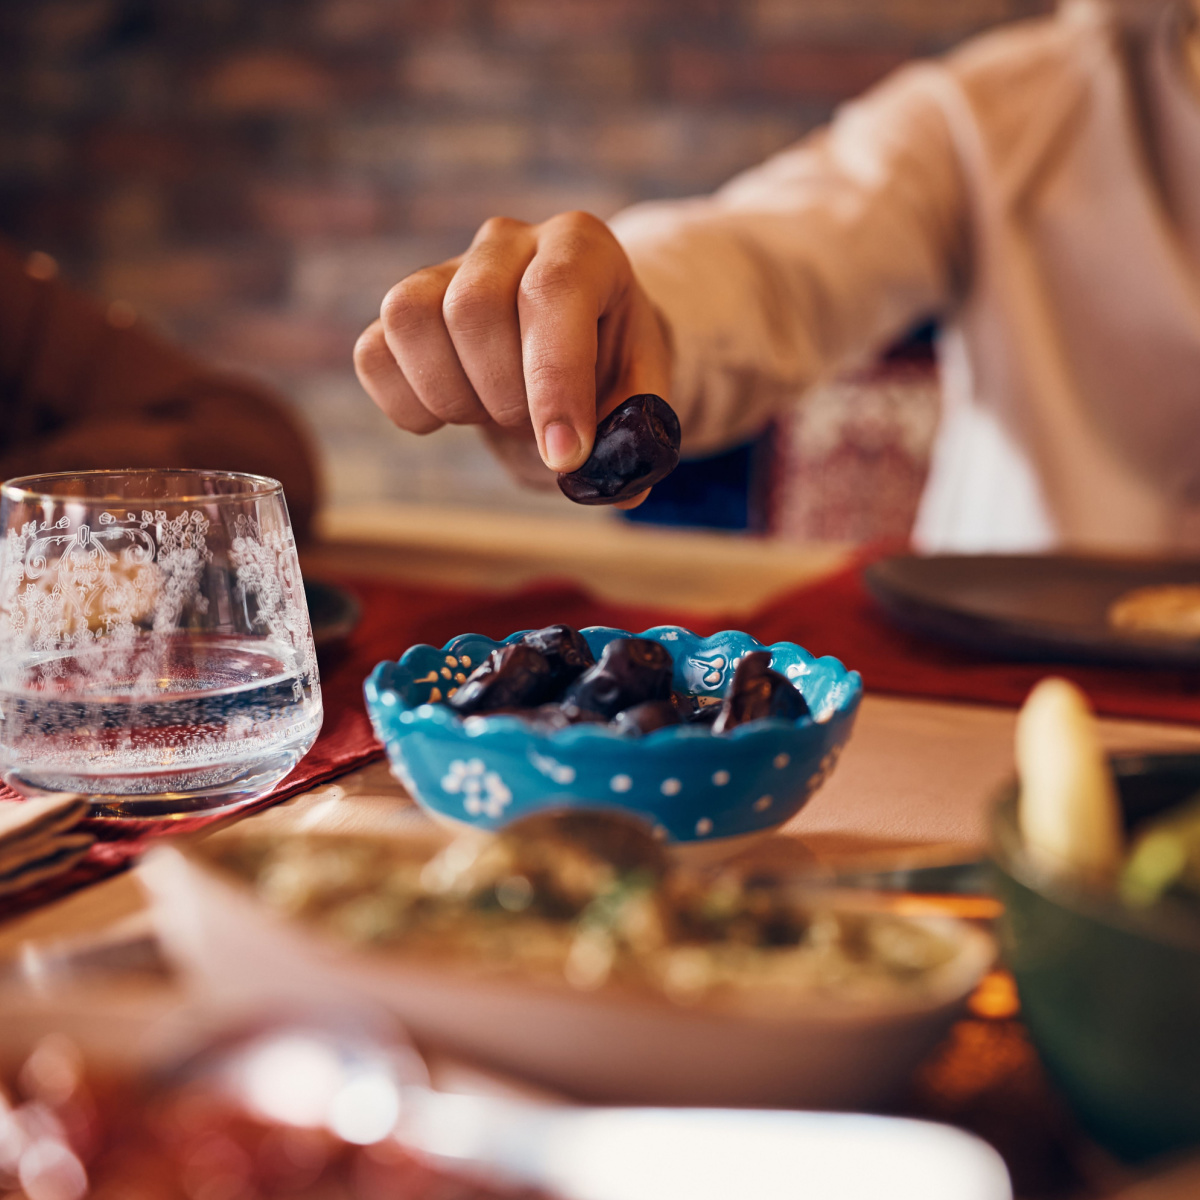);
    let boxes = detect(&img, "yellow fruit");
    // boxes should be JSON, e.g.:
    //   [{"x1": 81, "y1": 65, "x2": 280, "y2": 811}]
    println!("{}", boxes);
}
[{"x1": 1015, "y1": 678, "x2": 1124, "y2": 879}]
